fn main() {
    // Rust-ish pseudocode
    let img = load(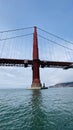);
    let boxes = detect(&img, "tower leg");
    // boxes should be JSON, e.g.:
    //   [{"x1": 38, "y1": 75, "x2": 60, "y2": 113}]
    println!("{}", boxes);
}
[{"x1": 31, "y1": 27, "x2": 42, "y2": 88}]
